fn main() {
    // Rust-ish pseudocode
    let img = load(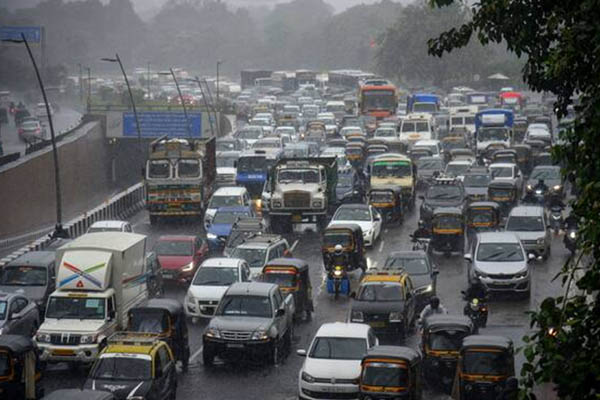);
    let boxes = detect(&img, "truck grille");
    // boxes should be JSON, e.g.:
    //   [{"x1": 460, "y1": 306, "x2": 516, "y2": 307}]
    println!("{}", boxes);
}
[
  {"x1": 217, "y1": 174, "x2": 236, "y2": 183},
  {"x1": 284, "y1": 192, "x2": 310, "y2": 208},
  {"x1": 50, "y1": 334, "x2": 81, "y2": 345},
  {"x1": 221, "y1": 331, "x2": 252, "y2": 341}
]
